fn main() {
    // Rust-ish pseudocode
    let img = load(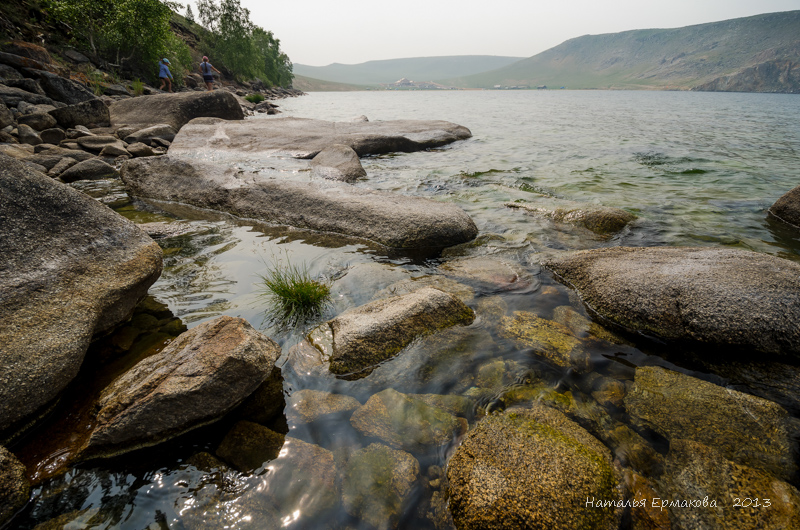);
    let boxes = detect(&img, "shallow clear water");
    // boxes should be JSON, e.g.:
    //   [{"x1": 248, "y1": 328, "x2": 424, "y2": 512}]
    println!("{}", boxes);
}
[{"x1": 11, "y1": 90, "x2": 800, "y2": 529}]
